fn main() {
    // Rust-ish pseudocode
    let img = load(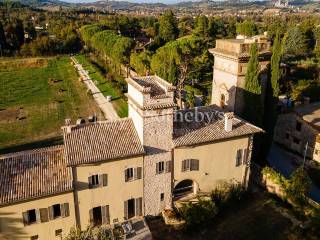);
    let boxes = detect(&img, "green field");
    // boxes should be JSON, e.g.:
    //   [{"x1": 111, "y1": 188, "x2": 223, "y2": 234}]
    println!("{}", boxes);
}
[
  {"x1": 75, "y1": 54, "x2": 128, "y2": 118},
  {"x1": 0, "y1": 56, "x2": 101, "y2": 151}
]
